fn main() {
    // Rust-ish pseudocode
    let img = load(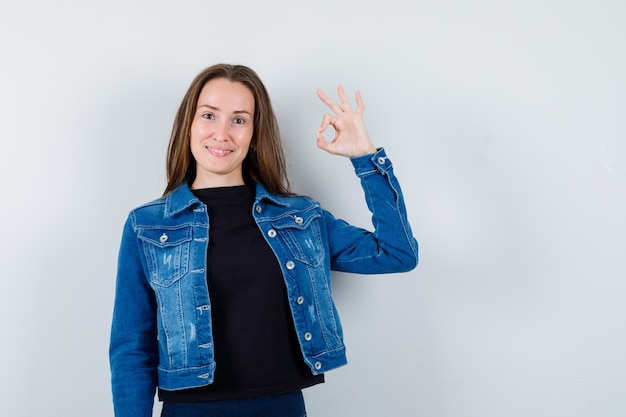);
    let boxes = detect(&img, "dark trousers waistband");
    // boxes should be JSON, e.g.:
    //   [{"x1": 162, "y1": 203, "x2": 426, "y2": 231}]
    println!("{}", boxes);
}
[{"x1": 161, "y1": 390, "x2": 306, "y2": 417}]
